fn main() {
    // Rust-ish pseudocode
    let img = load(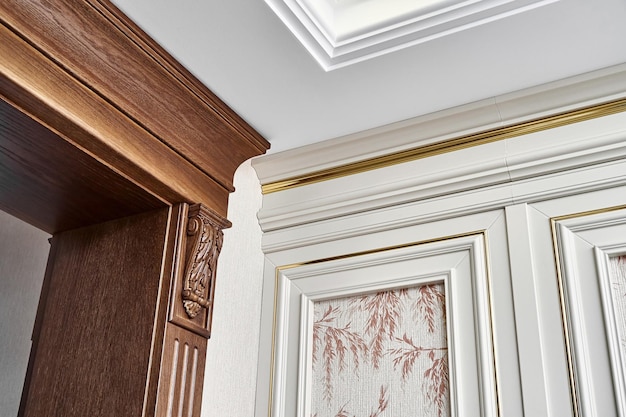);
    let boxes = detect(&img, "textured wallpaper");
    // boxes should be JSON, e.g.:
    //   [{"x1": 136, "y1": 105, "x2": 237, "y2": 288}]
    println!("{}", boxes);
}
[
  {"x1": 202, "y1": 160, "x2": 265, "y2": 417},
  {"x1": 311, "y1": 283, "x2": 449, "y2": 417}
]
